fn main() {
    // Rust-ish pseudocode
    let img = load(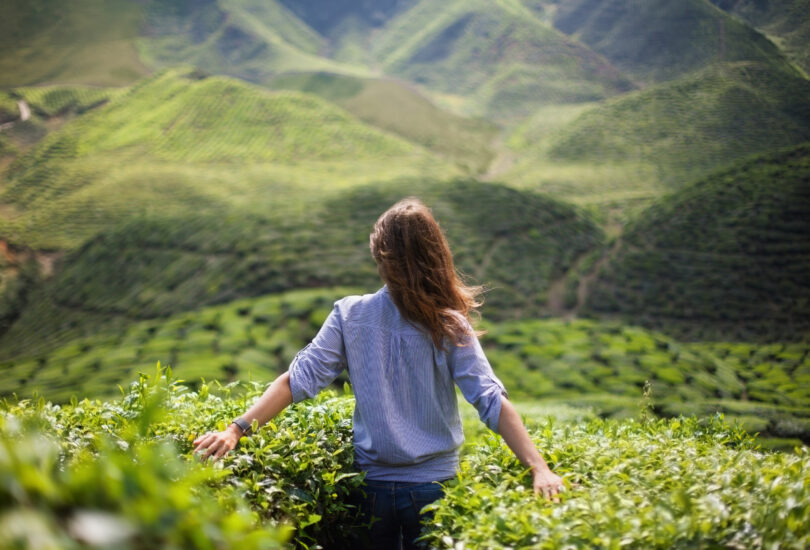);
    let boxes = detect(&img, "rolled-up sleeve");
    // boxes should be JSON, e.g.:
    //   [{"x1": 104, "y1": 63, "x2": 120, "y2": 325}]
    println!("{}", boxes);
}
[
  {"x1": 288, "y1": 304, "x2": 347, "y2": 403},
  {"x1": 448, "y1": 332, "x2": 508, "y2": 433}
]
